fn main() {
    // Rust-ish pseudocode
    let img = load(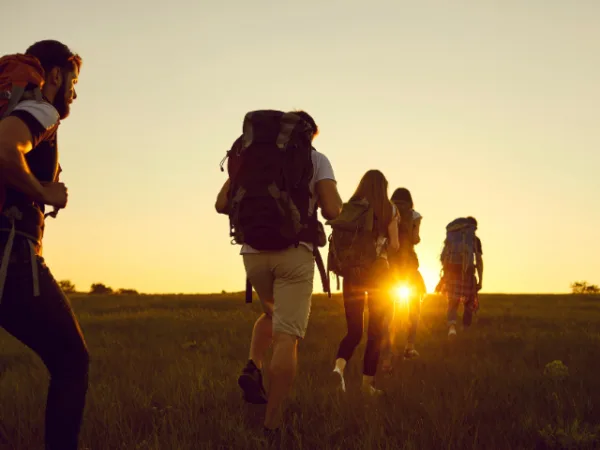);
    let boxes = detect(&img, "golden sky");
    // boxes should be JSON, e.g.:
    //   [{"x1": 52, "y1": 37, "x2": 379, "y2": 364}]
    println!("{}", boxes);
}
[{"x1": 4, "y1": 0, "x2": 599, "y2": 294}]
